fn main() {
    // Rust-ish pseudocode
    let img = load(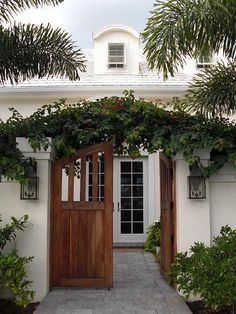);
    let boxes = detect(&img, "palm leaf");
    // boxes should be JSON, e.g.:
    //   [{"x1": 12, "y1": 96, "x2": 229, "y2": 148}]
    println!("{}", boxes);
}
[
  {"x1": 142, "y1": 0, "x2": 236, "y2": 79},
  {"x1": 185, "y1": 62, "x2": 236, "y2": 119},
  {"x1": 0, "y1": 0, "x2": 64, "y2": 23},
  {"x1": 0, "y1": 23, "x2": 86, "y2": 84}
]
